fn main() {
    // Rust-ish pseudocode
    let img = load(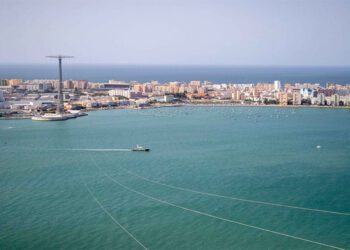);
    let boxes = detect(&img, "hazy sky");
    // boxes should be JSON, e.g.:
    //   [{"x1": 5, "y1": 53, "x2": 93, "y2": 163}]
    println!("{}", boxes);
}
[{"x1": 1, "y1": 0, "x2": 350, "y2": 65}]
